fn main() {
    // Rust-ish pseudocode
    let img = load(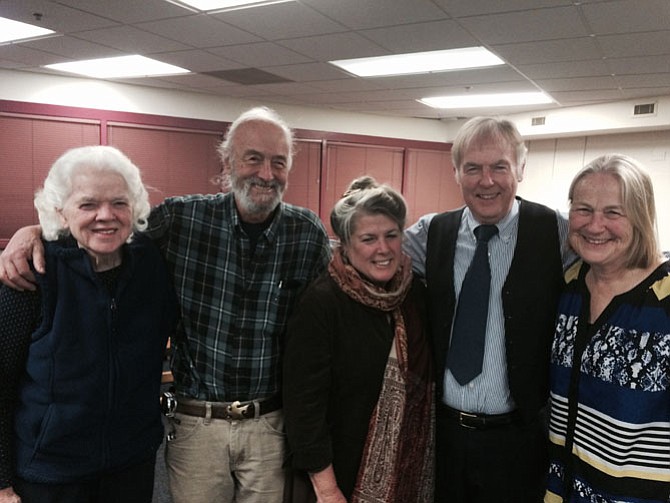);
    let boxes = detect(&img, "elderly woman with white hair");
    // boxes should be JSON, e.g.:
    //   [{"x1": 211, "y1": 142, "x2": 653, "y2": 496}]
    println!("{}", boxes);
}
[{"x1": 0, "y1": 146, "x2": 177, "y2": 503}]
